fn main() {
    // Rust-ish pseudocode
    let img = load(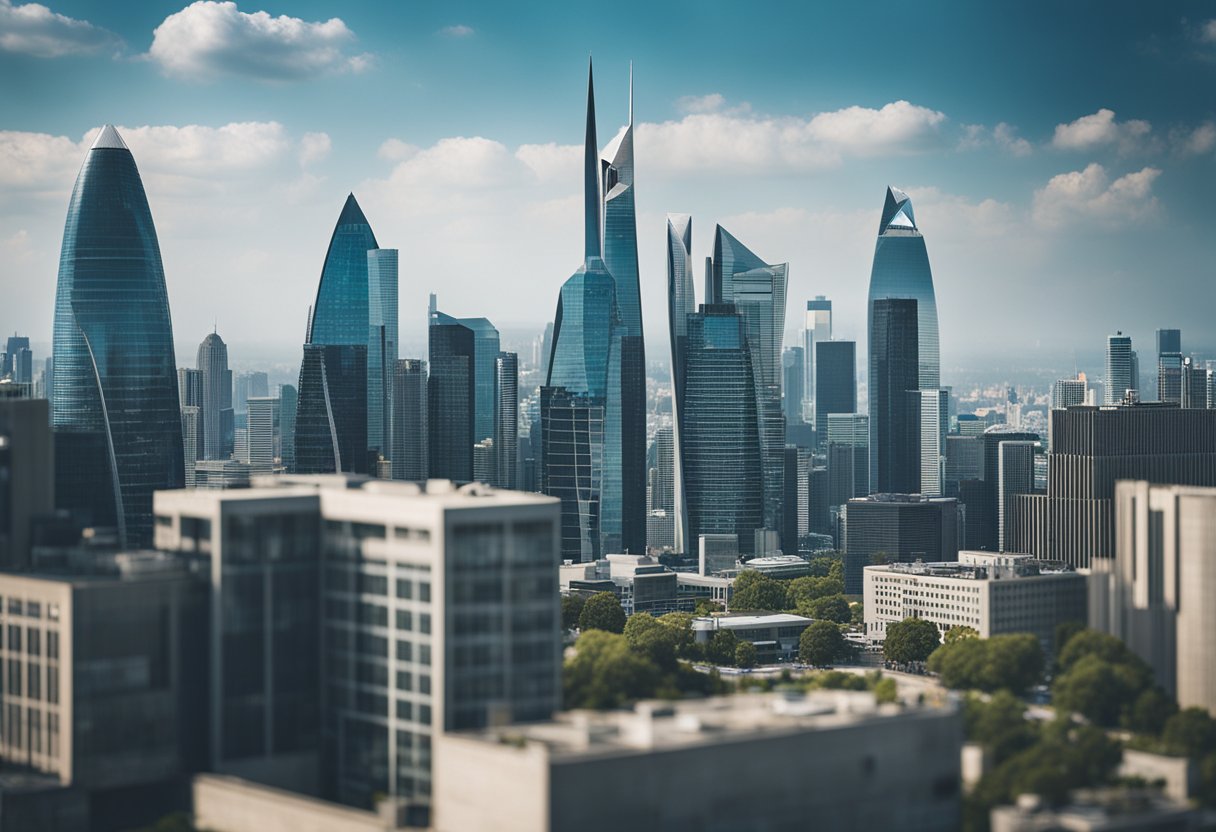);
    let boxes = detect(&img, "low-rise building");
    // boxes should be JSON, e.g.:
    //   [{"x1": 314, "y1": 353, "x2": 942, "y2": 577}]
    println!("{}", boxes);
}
[
  {"x1": 561, "y1": 554, "x2": 684, "y2": 615},
  {"x1": 692, "y1": 612, "x2": 814, "y2": 662},
  {"x1": 990, "y1": 789, "x2": 1199, "y2": 832},
  {"x1": 724, "y1": 554, "x2": 811, "y2": 580},
  {"x1": 863, "y1": 551, "x2": 1086, "y2": 655},
  {"x1": 432, "y1": 691, "x2": 962, "y2": 832}
]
